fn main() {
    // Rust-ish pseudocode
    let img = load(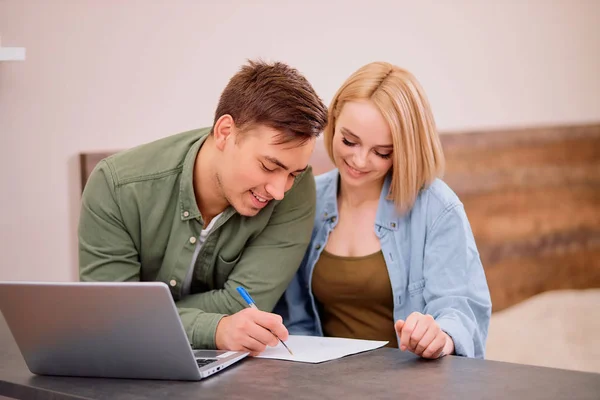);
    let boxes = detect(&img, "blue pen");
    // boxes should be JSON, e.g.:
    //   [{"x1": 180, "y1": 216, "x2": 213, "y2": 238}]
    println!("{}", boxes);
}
[{"x1": 236, "y1": 286, "x2": 294, "y2": 356}]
